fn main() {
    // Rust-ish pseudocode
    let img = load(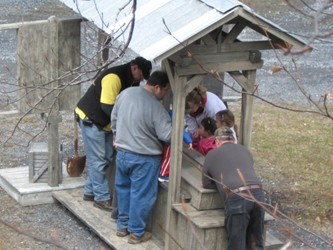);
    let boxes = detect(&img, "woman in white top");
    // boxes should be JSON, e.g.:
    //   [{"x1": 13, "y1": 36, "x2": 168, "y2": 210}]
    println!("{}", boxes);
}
[{"x1": 185, "y1": 86, "x2": 226, "y2": 136}]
